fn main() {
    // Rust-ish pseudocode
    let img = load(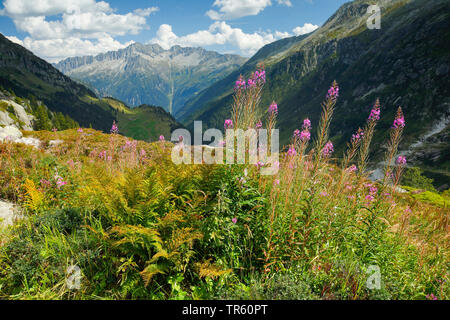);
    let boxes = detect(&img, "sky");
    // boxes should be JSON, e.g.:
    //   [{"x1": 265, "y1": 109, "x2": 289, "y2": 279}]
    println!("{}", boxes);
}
[{"x1": 0, "y1": 0, "x2": 350, "y2": 63}]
